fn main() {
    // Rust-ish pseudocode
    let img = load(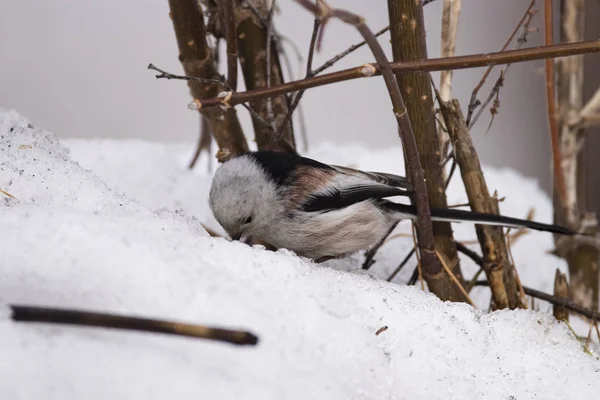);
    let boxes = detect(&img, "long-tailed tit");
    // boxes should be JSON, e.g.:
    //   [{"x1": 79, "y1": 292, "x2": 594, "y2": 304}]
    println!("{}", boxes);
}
[{"x1": 209, "y1": 151, "x2": 577, "y2": 262}]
